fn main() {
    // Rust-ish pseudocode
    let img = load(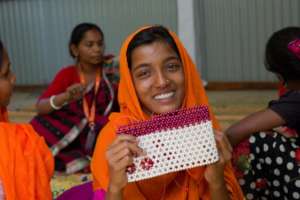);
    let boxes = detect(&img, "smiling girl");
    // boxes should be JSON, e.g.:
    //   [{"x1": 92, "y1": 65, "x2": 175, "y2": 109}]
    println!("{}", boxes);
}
[{"x1": 91, "y1": 25, "x2": 243, "y2": 200}]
